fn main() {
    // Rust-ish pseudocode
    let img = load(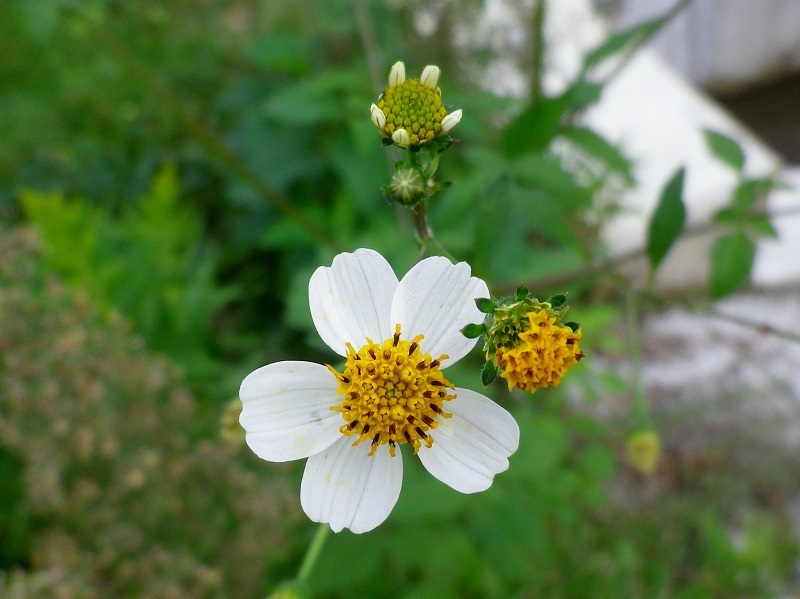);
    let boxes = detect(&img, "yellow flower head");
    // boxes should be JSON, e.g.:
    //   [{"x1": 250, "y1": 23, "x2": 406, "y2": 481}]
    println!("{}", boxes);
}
[
  {"x1": 370, "y1": 61, "x2": 463, "y2": 149},
  {"x1": 470, "y1": 290, "x2": 585, "y2": 394},
  {"x1": 495, "y1": 309, "x2": 583, "y2": 392},
  {"x1": 626, "y1": 429, "x2": 661, "y2": 475}
]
